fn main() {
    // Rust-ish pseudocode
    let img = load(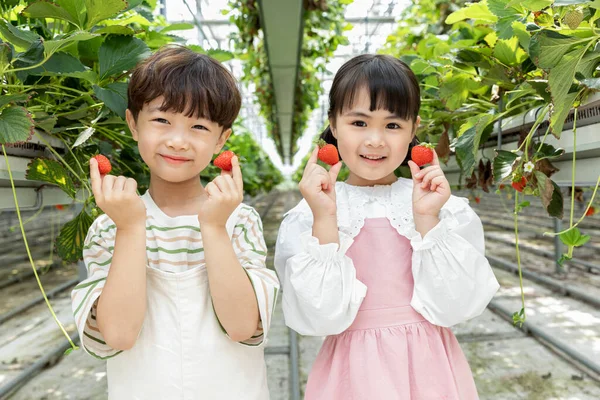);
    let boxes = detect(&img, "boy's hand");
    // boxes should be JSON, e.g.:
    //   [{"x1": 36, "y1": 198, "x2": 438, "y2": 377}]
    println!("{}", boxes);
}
[
  {"x1": 90, "y1": 158, "x2": 146, "y2": 229},
  {"x1": 198, "y1": 155, "x2": 243, "y2": 228},
  {"x1": 407, "y1": 150, "x2": 451, "y2": 218},
  {"x1": 299, "y1": 146, "x2": 342, "y2": 220}
]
